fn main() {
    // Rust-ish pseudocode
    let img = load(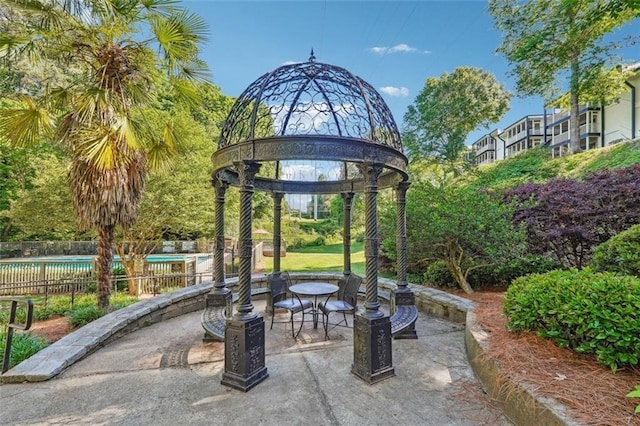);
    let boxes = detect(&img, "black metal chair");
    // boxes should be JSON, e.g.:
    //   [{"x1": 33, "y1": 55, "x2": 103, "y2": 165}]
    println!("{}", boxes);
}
[
  {"x1": 269, "y1": 271, "x2": 312, "y2": 338},
  {"x1": 318, "y1": 273, "x2": 362, "y2": 339}
]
